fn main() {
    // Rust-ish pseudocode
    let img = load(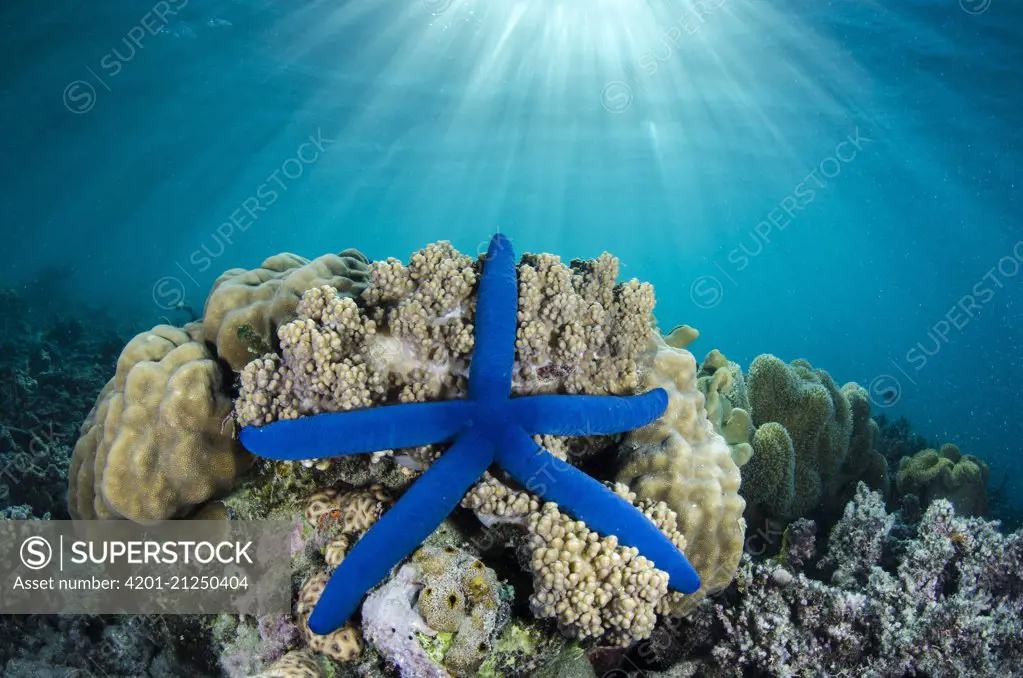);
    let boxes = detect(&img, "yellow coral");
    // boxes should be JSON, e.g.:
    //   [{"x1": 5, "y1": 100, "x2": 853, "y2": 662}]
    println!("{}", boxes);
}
[
  {"x1": 203, "y1": 250, "x2": 370, "y2": 372},
  {"x1": 896, "y1": 444, "x2": 989, "y2": 516},
  {"x1": 297, "y1": 571, "x2": 363, "y2": 661},
  {"x1": 251, "y1": 648, "x2": 324, "y2": 678},
  {"x1": 617, "y1": 338, "x2": 746, "y2": 609},
  {"x1": 696, "y1": 350, "x2": 753, "y2": 467},
  {"x1": 68, "y1": 323, "x2": 251, "y2": 521},
  {"x1": 524, "y1": 483, "x2": 686, "y2": 646}
]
